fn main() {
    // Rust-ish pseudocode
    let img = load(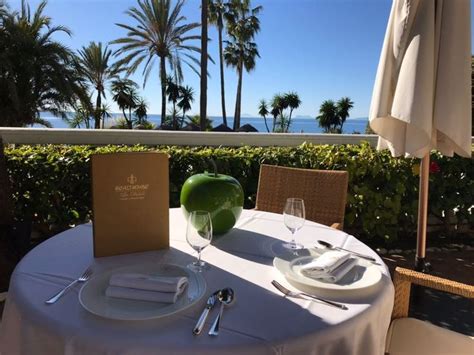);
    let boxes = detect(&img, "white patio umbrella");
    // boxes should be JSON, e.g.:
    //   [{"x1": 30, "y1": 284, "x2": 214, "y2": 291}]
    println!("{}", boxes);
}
[{"x1": 369, "y1": 0, "x2": 472, "y2": 271}]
